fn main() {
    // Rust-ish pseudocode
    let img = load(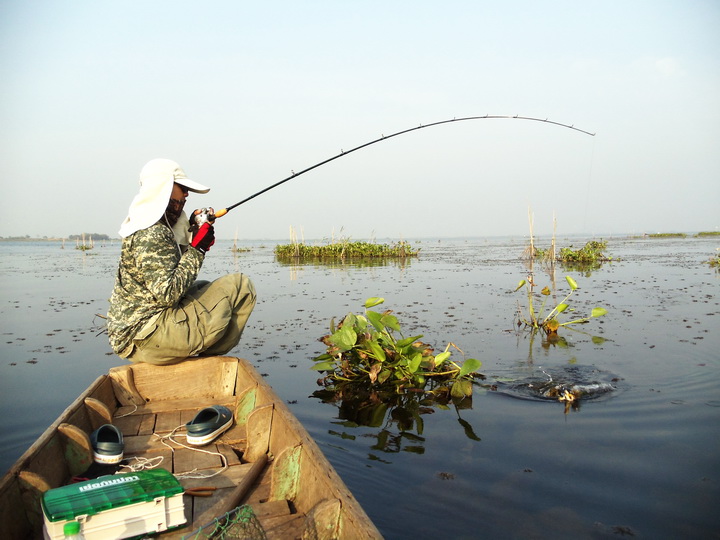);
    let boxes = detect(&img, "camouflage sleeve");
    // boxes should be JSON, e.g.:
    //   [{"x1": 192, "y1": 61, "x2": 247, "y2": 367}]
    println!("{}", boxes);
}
[
  {"x1": 107, "y1": 222, "x2": 205, "y2": 356},
  {"x1": 133, "y1": 223, "x2": 204, "y2": 307}
]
